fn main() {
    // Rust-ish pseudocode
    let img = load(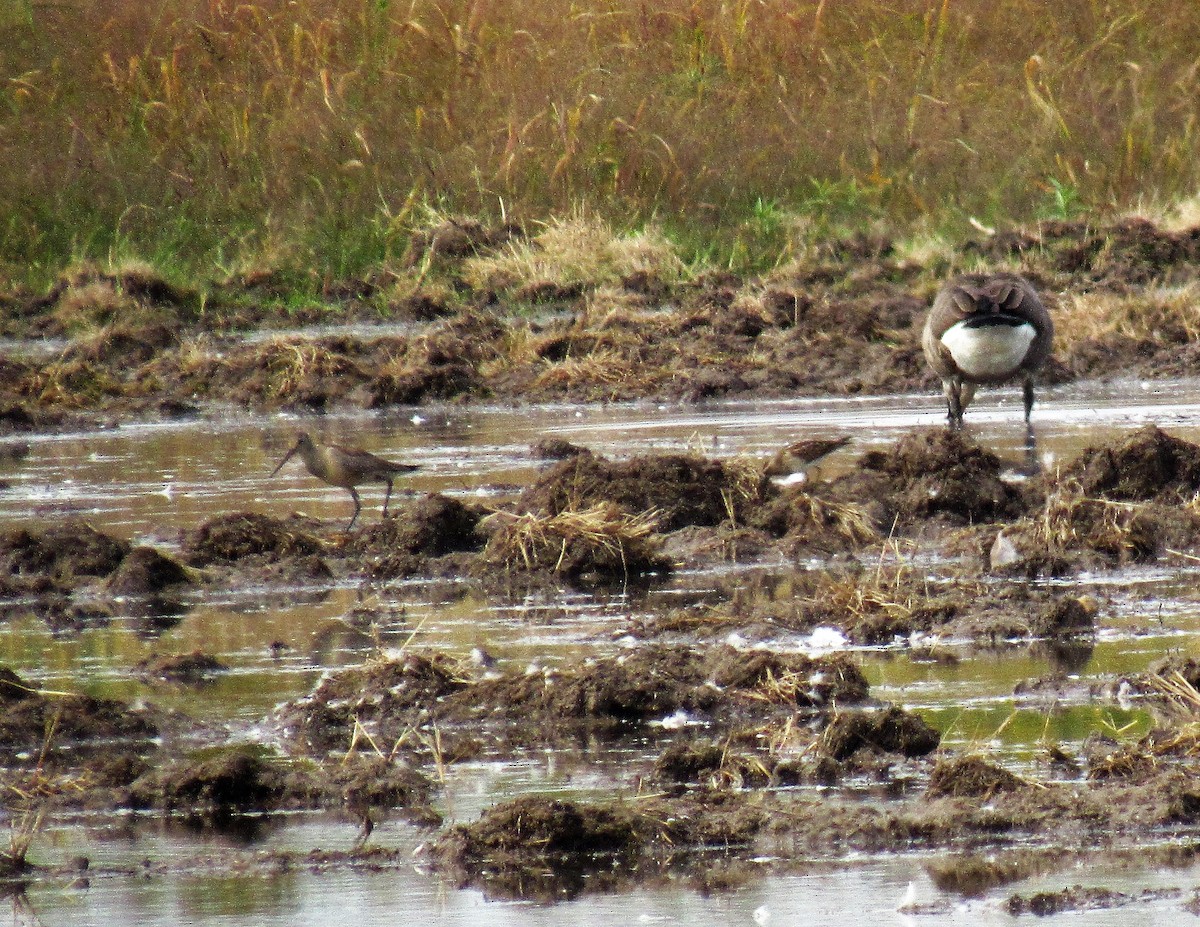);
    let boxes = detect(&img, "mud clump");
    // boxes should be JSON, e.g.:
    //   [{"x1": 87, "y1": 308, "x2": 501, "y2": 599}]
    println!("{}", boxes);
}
[
  {"x1": 990, "y1": 491, "x2": 1200, "y2": 576},
  {"x1": 355, "y1": 494, "x2": 485, "y2": 579},
  {"x1": 105, "y1": 546, "x2": 193, "y2": 595},
  {"x1": 480, "y1": 502, "x2": 671, "y2": 585},
  {"x1": 281, "y1": 645, "x2": 871, "y2": 758},
  {"x1": 280, "y1": 652, "x2": 472, "y2": 755},
  {"x1": 0, "y1": 665, "x2": 157, "y2": 763},
  {"x1": 432, "y1": 792, "x2": 765, "y2": 900},
  {"x1": 0, "y1": 522, "x2": 131, "y2": 582},
  {"x1": 829, "y1": 430, "x2": 1026, "y2": 529},
  {"x1": 708, "y1": 648, "x2": 870, "y2": 708},
  {"x1": 129, "y1": 749, "x2": 287, "y2": 812},
  {"x1": 135, "y1": 651, "x2": 228, "y2": 684},
  {"x1": 185, "y1": 512, "x2": 326, "y2": 566},
  {"x1": 1006, "y1": 885, "x2": 1131, "y2": 916},
  {"x1": 518, "y1": 450, "x2": 765, "y2": 532},
  {"x1": 819, "y1": 705, "x2": 941, "y2": 760},
  {"x1": 926, "y1": 756, "x2": 1029, "y2": 799},
  {"x1": 1065, "y1": 425, "x2": 1200, "y2": 502}
]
